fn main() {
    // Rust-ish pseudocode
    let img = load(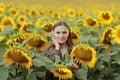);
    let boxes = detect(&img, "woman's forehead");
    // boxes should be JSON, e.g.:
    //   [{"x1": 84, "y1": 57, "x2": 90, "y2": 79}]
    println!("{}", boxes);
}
[{"x1": 54, "y1": 26, "x2": 69, "y2": 31}]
